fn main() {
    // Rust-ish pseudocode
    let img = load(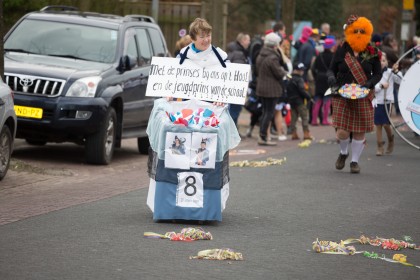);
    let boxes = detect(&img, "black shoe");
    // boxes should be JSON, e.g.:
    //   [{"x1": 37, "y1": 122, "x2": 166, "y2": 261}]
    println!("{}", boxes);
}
[
  {"x1": 335, "y1": 153, "x2": 348, "y2": 170},
  {"x1": 350, "y1": 162, "x2": 360, "y2": 173},
  {"x1": 258, "y1": 136, "x2": 277, "y2": 146}
]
